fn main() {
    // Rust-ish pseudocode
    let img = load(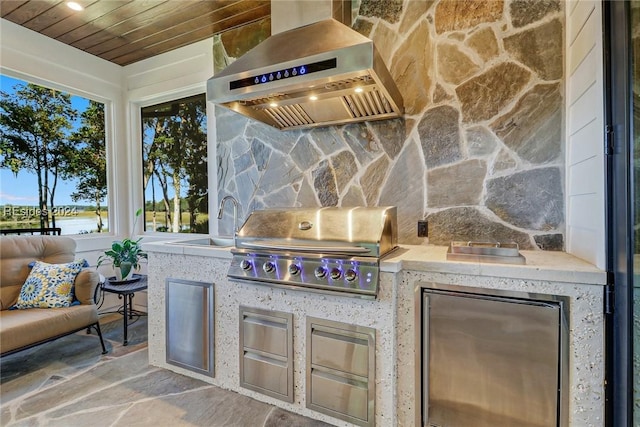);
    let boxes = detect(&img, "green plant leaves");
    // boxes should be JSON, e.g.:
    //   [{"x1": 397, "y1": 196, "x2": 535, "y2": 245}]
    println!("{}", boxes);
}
[
  {"x1": 97, "y1": 237, "x2": 147, "y2": 269},
  {"x1": 97, "y1": 209, "x2": 148, "y2": 271}
]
